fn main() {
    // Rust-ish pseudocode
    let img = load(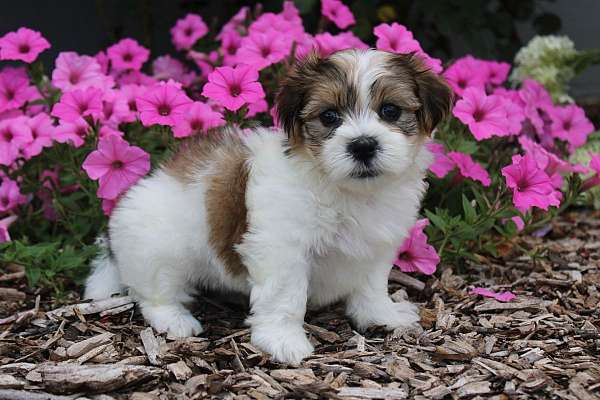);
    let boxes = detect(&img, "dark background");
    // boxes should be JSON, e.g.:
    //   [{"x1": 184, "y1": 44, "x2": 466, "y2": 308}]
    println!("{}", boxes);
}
[{"x1": 1, "y1": 0, "x2": 598, "y2": 98}]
